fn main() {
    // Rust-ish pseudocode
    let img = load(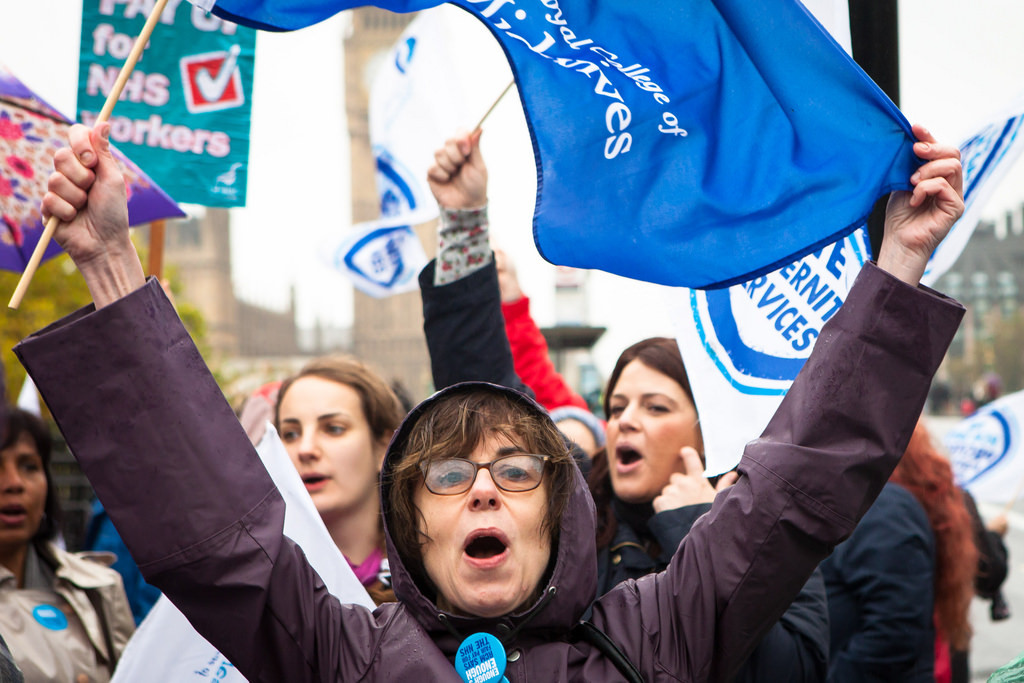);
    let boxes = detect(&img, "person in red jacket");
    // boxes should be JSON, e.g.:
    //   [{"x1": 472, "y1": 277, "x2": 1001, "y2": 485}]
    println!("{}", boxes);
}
[{"x1": 495, "y1": 250, "x2": 606, "y2": 458}]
